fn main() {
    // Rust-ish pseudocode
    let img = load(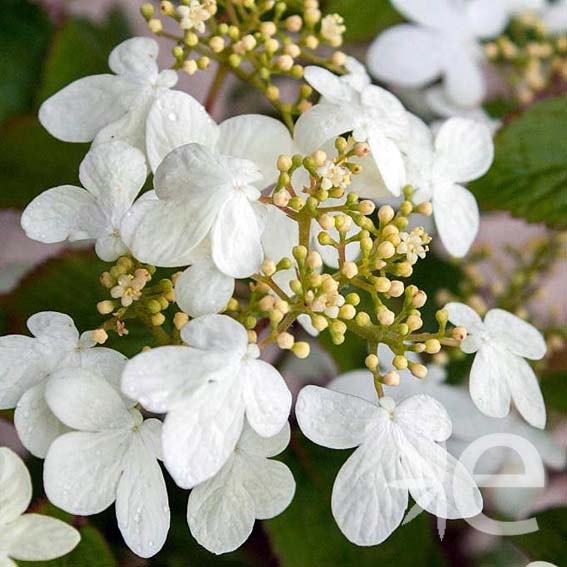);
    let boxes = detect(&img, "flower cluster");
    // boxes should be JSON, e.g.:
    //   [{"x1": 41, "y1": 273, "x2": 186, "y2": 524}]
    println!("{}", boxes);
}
[{"x1": 0, "y1": 2, "x2": 558, "y2": 562}]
